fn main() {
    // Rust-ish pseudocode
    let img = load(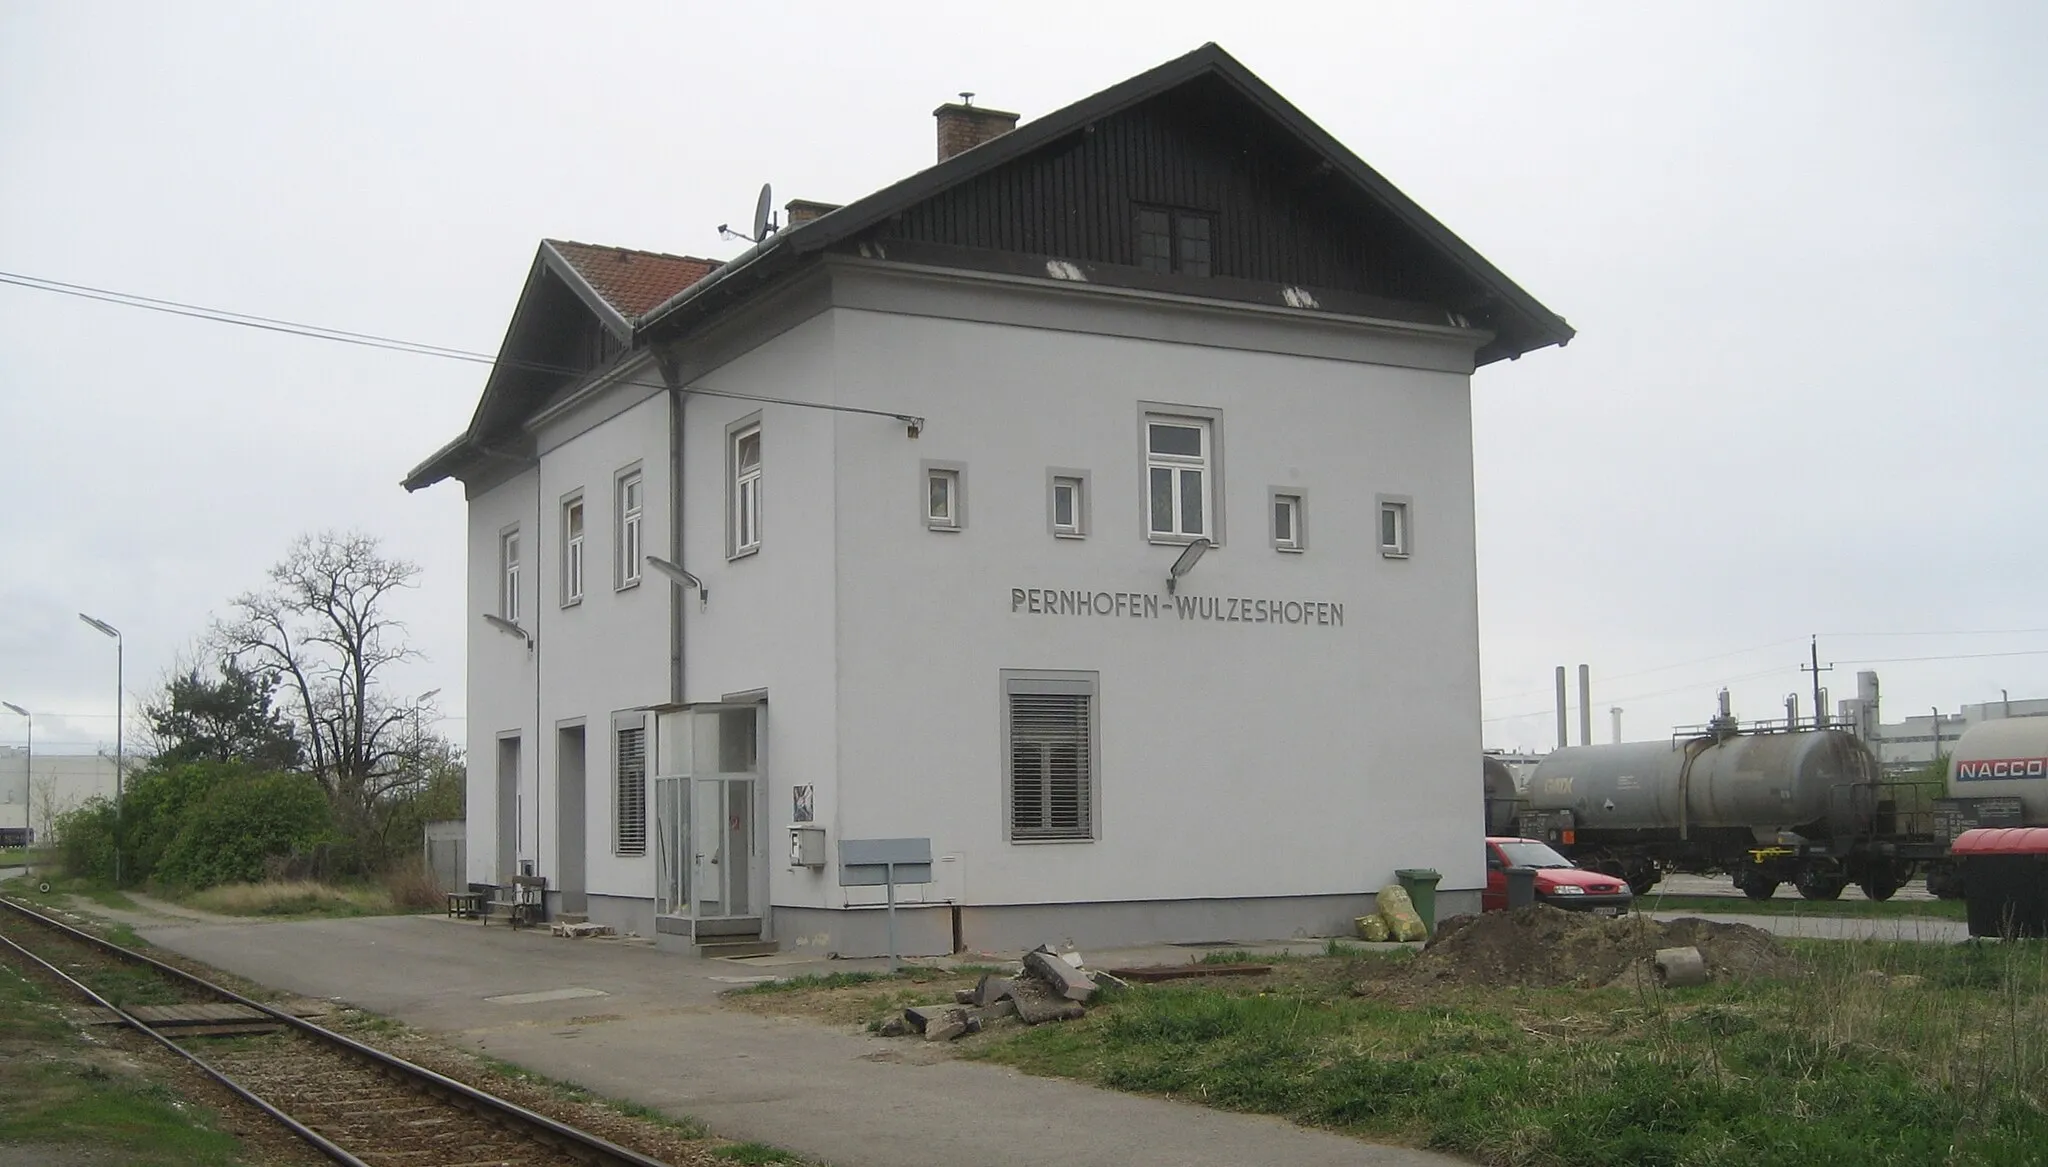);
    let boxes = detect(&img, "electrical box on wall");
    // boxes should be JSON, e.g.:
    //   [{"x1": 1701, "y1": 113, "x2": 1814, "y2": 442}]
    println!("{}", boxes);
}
[{"x1": 789, "y1": 825, "x2": 827, "y2": 868}]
